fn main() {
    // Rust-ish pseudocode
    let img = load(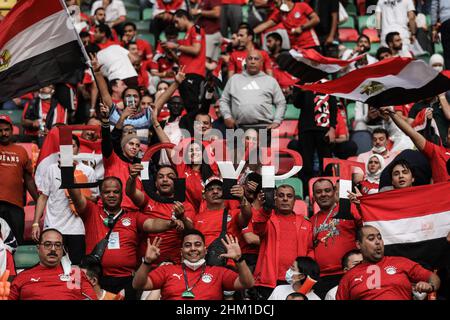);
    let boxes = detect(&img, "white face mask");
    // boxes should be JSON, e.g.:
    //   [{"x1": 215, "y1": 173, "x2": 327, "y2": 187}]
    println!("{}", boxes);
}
[
  {"x1": 285, "y1": 268, "x2": 301, "y2": 284},
  {"x1": 432, "y1": 65, "x2": 443, "y2": 72},
  {"x1": 280, "y1": 3, "x2": 290, "y2": 12},
  {"x1": 371, "y1": 145, "x2": 386, "y2": 154},
  {"x1": 183, "y1": 258, "x2": 205, "y2": 271},
  {"x1": 39, "y1": 93, "x2": 52, "y2": 100}
]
